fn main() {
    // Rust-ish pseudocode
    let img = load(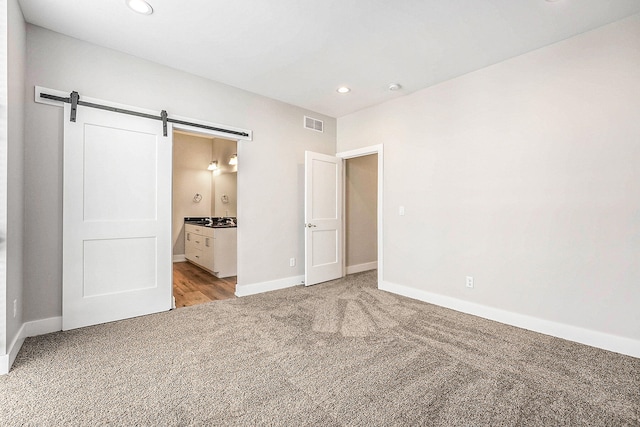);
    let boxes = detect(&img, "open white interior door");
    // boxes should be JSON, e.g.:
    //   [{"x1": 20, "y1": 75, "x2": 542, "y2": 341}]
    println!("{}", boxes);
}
[
  {"x1": 62, "y1": 103, "x2": 172, "y2": 330},
  {"x1": 304, "y1": 151, "x2": 343, "y2": 286}
]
